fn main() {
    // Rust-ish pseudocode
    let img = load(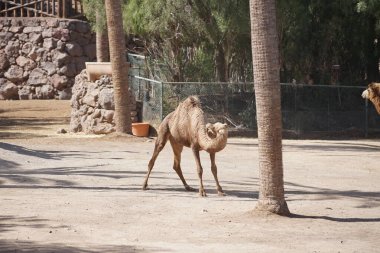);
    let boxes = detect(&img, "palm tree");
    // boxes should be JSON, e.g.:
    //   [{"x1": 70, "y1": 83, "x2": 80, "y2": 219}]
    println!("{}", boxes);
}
[
  {"x1": 104, "y1": 0, "x2": 131, "y2": 134},
  {"x1": 249, "y1": 0, "x2": 290, "y2": 215},
  {"x1": 96, "y1": 8, "x2": 109, "y2": 62}
]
